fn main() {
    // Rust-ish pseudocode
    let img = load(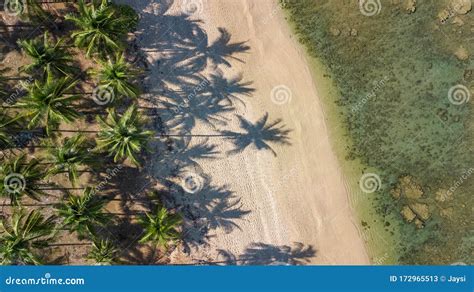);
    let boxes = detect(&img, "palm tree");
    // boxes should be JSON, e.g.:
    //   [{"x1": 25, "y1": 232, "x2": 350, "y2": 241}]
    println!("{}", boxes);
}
[
  {"x1": 0, "y1": 208, "x2": 56, "y2": 265},
  {"x1": 96, "y1": 105, "x2": 152, "y2": 166},
  {"x1": 0, "y1": 154, "x2": 46, "y2": 205},
  {"x1": 16, "y1": 72, "x2": 80, "y2": 135},
  {"x1": 65, "y1": 0, "x2": 131, "y2": 58},
  {"x1": 56, "y1": 187, "x2": 110, "y2": 238},
  {"x1": 45, "y1": 134, "x2": 94, "y2": 186},
  {"x1": 138, "y1": 205, "x2": 182, "y2": 248},
  {"x1": 18, "y1": 32, "x2": 75, "y2": 78},
  {"x1": 91, "y1": 53, "x2": 140, "y2": 101},
  {"x1": 87, "y1": 238, "x2": 118, "y2": 265}
]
